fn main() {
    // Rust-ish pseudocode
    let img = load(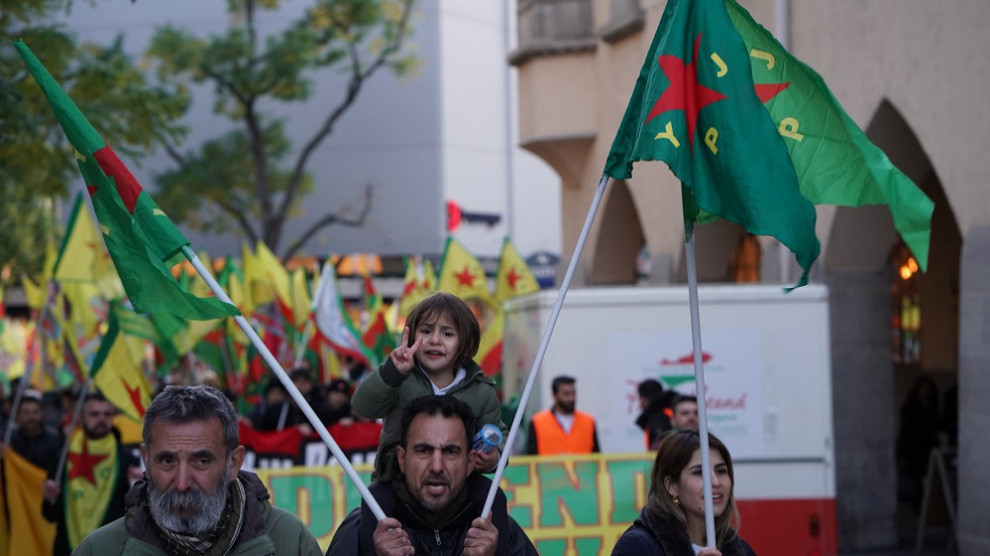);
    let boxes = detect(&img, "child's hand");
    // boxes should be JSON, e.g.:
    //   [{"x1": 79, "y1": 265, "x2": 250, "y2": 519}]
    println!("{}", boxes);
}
[
  {"x1": 472, "y1": 448, "x2": 500, "y2": 472},
  {"x1": 389, "y1": 326, "x2": 423, "y2": 374}
]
